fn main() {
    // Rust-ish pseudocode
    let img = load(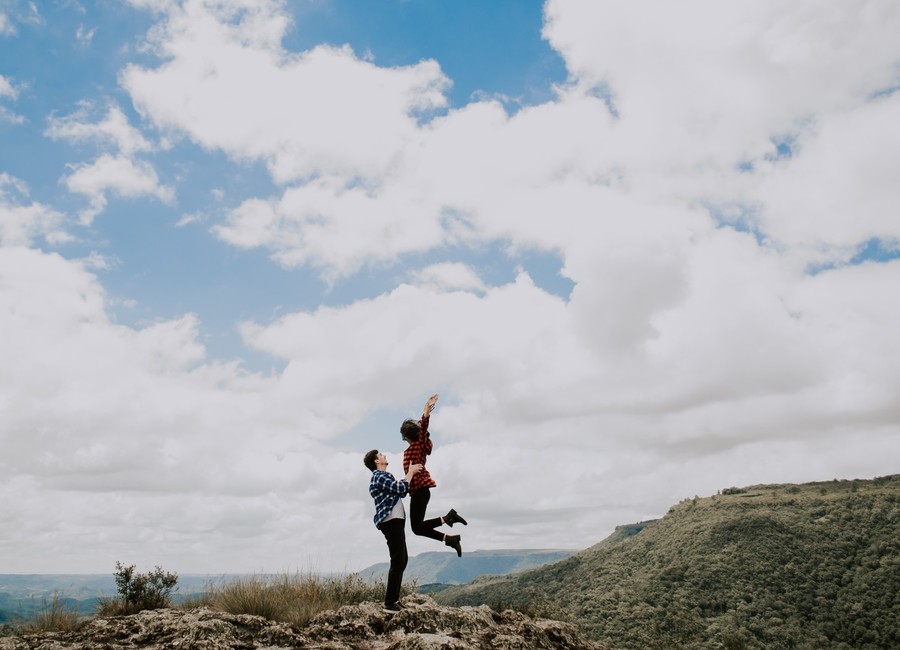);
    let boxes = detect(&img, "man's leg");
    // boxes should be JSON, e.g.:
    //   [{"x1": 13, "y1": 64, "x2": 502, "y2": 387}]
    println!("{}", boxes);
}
[
  {"x1": 380, "y1": 519, "x2": 408, "y2": 608},
  {"x1": 409, "y1": 488, "x2": 445, "y2": 542}
]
